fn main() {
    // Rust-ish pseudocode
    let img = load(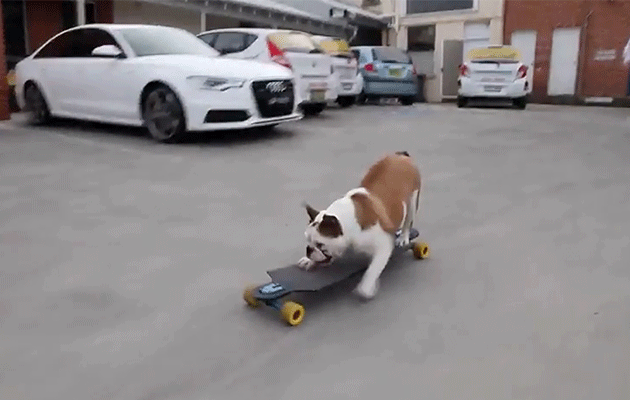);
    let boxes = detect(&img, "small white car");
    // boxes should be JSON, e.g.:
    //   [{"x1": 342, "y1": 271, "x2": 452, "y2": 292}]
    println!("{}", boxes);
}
[
  {"x1": 15, "y1": 24, "x2": 302, "y2": 143},
  {"x1": 457, "y1": 45, "x2": 528, "y2": 109},
  {"x1": 310, "y1": 35, "x2": 363, "y2": 108},
  {"x1": 198, "y1": 28, "x2": 334, "y2": 116}
]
